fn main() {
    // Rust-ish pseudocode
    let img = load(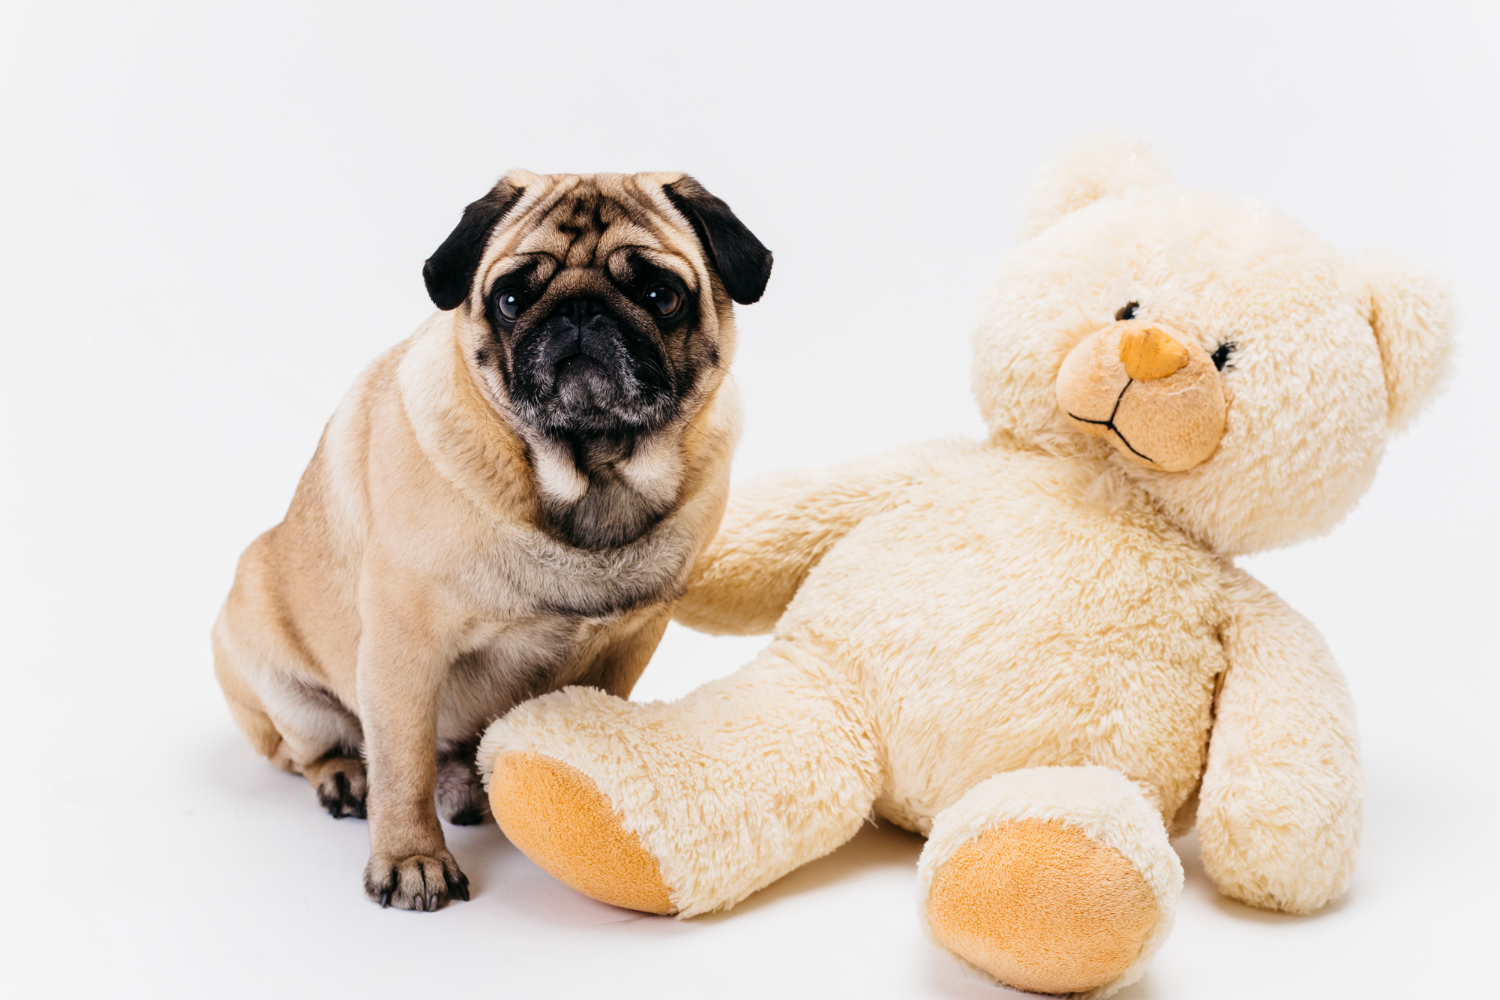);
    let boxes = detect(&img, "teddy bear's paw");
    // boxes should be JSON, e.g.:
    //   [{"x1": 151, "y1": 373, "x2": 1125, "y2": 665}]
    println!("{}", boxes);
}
[
  {"x1": 926, "y1": 818, "x2": 1158, "y2": 995},
  {"x1": 489, "y1": 751, "x2": 674, "y2": 914}
]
